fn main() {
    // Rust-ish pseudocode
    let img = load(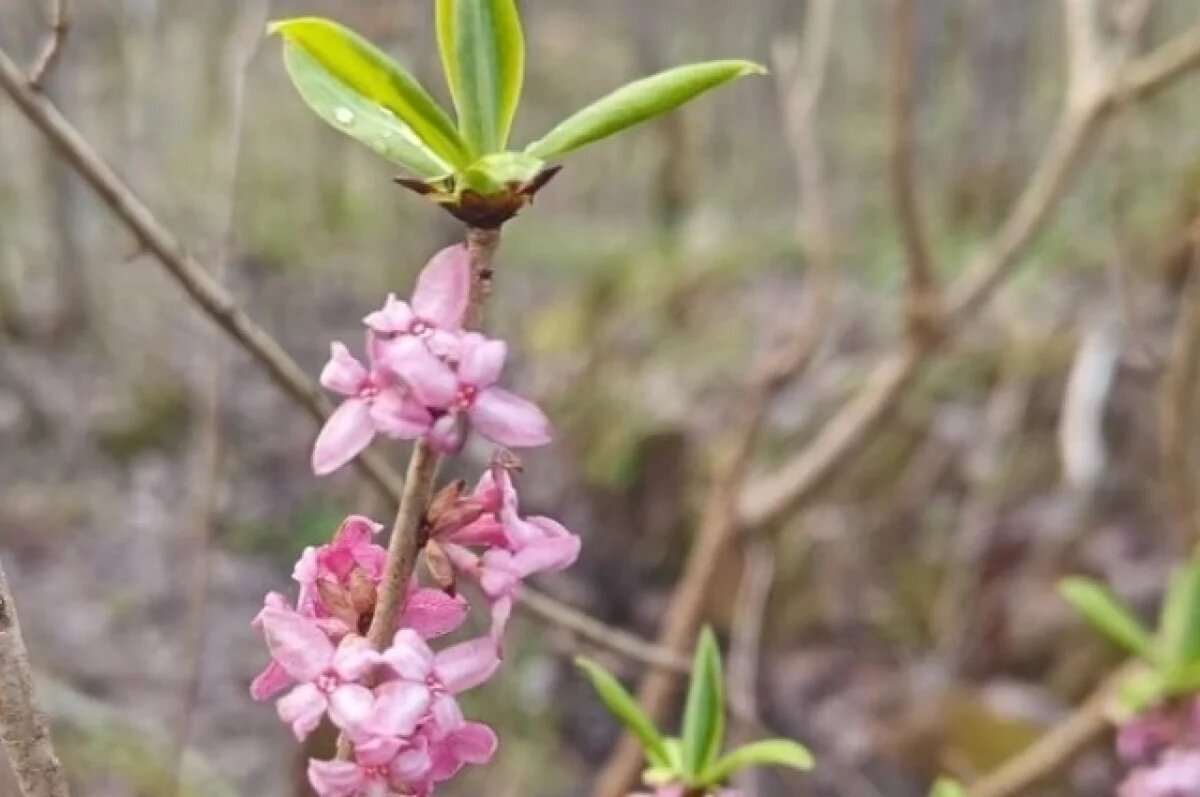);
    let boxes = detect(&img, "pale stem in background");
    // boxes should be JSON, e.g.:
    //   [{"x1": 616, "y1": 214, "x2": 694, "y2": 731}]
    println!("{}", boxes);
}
[
  {"x1": 28, "y1": 0, "x2": 69, "y2": 89},
  {"x1": 728, "y1": 542, "x2": 775, "y2": 797},
  {"x1": 886, "y1": 0, "x2": 942, "y2": 339},
  {"x1": 593, "y1": 0, "x2": 840, "y2": 792},
  {"x1": 169, "y1": 4, "x2": 267, "y2": 794},
  {"x1": 0, "y1": 558, "x2": 71, "y2": 797}
]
